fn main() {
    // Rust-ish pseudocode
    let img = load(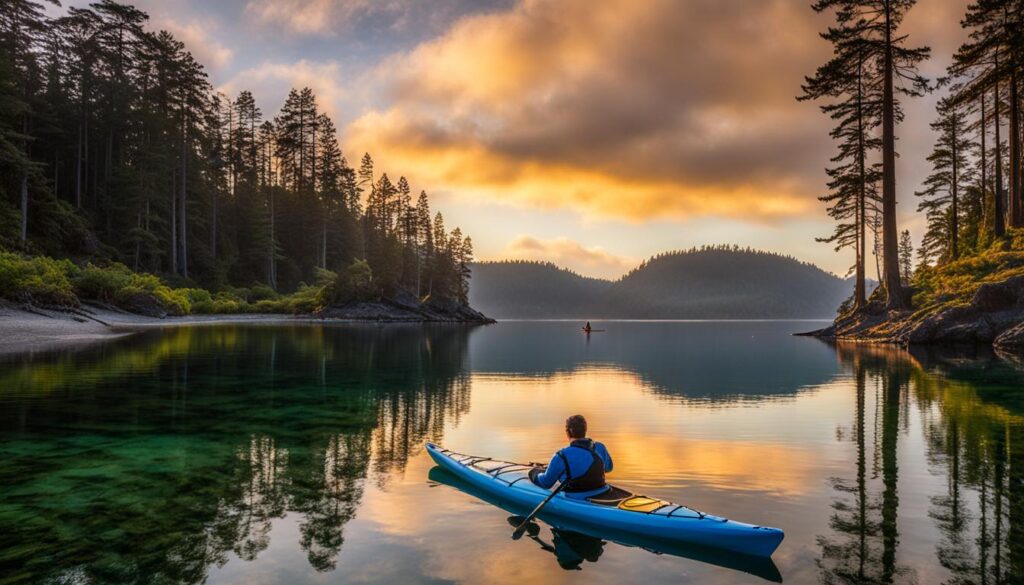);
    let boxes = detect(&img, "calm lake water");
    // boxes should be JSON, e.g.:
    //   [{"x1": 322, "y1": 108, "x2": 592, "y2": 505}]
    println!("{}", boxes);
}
[{"x1": 1, "y1": 321, "x2": 1023, "y2": 584}]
